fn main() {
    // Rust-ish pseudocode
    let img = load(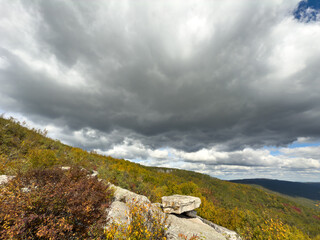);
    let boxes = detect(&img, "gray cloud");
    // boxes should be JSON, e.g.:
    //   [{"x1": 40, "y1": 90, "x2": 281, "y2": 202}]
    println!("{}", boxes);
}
[{"x1": 1, "y1": 0, "x2": 320, "y2": 180}]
